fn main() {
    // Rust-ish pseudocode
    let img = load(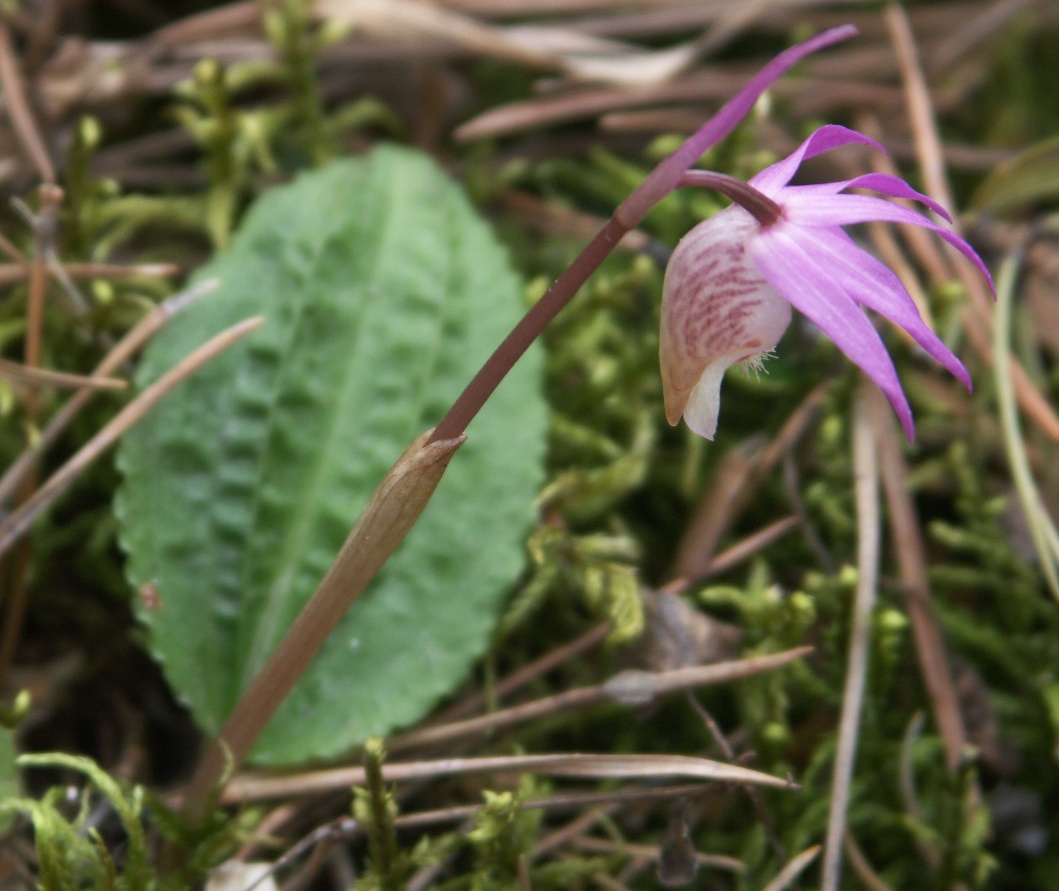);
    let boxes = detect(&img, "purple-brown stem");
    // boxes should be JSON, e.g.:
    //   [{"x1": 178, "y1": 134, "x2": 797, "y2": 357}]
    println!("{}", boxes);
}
[{"x1": 430, "y1": 24, "x2": 855, "y2": 444}]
